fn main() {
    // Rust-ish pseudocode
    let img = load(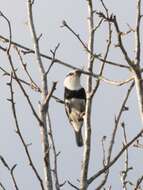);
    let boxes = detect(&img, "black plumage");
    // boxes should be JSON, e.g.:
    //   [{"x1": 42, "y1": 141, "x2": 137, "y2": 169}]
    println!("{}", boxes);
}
[
  {"x1": 64, "y1": 70, "x2": 86, "y2": 147},
  {"x1": 64, "y1": 87, "x2": 86, "y2": 100}
]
